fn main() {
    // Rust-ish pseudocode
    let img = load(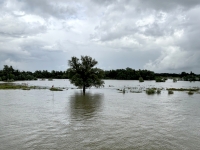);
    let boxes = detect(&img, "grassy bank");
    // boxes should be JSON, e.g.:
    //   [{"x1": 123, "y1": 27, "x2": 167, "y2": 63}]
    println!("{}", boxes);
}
[
  {"x1": 0, "y1": 83, "x2": 28, "y2": 90},
  {"x1": 50, "y1": 87, "x2": 63, "y2": 91},
  {"x1": 166, "y1": 88, "x2": 199, "y2": 91},
  {"x1": 0, "y1": 83, "x2": 47, "y2": 90}
]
